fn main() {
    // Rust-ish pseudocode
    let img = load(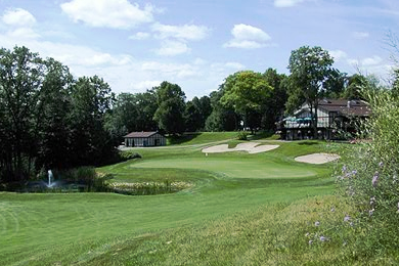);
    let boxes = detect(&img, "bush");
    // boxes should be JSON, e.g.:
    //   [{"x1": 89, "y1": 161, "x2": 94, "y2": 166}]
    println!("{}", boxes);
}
[
  {"x1": 237, "y1": 132, "x2": 248, "y2": 140},
  {"x1": 119, "y1": 151, "x2": 142, "y2": 161},
  {"x1": 307, "y1": 91, "x2": 399, "y2": 262},
  {"x1": 108, "y1": 180, "x2": 192, "y2": 195}
]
